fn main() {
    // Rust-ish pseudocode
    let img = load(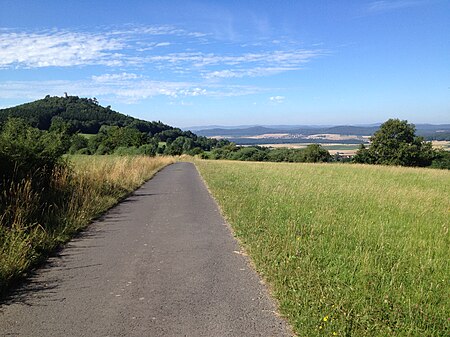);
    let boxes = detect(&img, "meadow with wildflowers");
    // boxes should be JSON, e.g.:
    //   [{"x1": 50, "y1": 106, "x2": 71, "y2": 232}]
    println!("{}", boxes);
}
[{"x1": 195, "y1": 160, "x2": 449, "y2": 336}]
